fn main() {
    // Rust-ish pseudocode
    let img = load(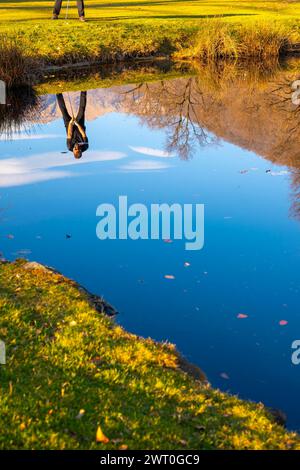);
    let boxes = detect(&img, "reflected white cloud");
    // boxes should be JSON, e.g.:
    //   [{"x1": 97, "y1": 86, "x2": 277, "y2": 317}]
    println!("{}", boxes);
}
[
  {"x1": 0, "y1": 134, "x2": 63, "y2": 141},
  {"x1": 0, "y1": 171, "x2": 73, "y2": 188},
  {"x1": 120, "y1": 160, "x2": 171, "y2": 172},
  {"x1": 0, "y1": 150, "x2": 127, "y2": 187},
  {"x1": 129, "y1": 146, "x2": 174, "y2": 158}
]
